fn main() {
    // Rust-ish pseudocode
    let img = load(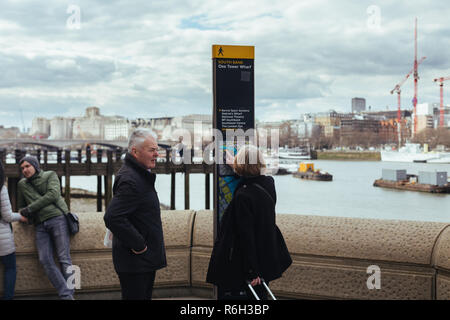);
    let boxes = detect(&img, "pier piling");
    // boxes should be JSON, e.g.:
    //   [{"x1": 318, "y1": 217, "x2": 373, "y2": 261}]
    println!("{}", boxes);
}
[{"x1": 2, "y1": 147, "x2": 213, "y2": 212}]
